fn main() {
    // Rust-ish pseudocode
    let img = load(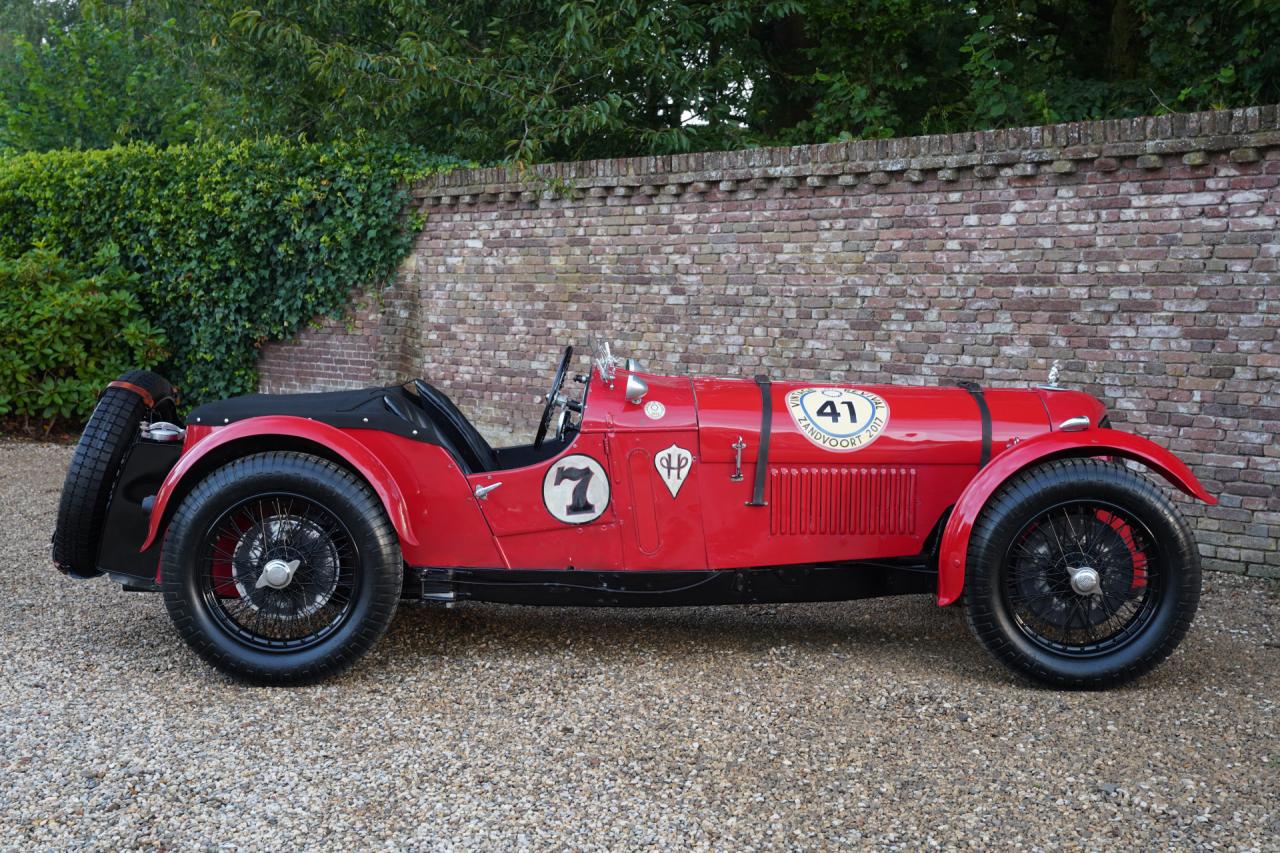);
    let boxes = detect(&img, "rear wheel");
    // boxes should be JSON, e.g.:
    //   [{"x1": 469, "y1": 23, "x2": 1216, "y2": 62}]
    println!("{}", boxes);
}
[
  {"x1": 161, "y1": 452, "x2": 401, "y2": 685},
  {"x1": 964, "y1": 459, "x2": 1201, "y2": 689}
]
